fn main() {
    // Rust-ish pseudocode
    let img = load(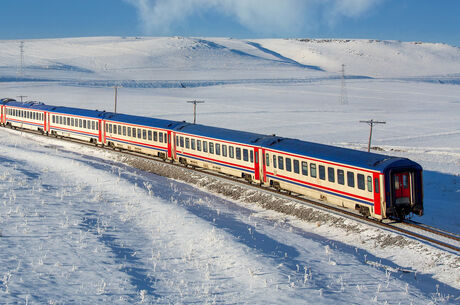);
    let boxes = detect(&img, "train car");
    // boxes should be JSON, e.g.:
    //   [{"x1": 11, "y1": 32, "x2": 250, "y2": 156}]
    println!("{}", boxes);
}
[
  {"x1": 258, "y1": 138, "x2": 423, "y2": 220},
  {"x1": 47, "y1": 106, "x2": 105, "y2": 144},
  {"x1": 1, "y1": 99, "x2": 50, "y2": 132},
  {"x1": 0, "y1": 98, "x2": 423, "y2": 220},
  {"x1": 171, "y1": 123, "x2": 266, "y2": 181},
  {"x1": 102, "y1": 112, "x2": 182, "y2": 159}
]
